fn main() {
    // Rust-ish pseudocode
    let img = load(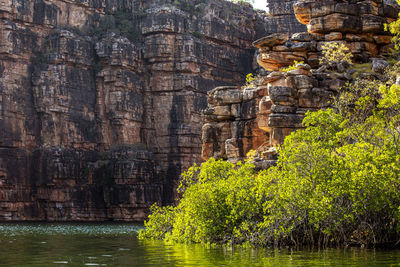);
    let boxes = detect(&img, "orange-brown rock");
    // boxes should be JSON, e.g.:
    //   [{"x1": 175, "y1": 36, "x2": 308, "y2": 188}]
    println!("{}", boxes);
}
[
  {"x1": 202, "y1": 84, "x2": 270, "y2": 162},
  {"x1": 255, "y1": 0, "x2": 398, "y2": 71},
  {"x1": 202, "y1": 0, "x2": 399, "y2": 164},
  {"x1": 0, "y1": 0, "x2": 285, "y2": 221}
]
